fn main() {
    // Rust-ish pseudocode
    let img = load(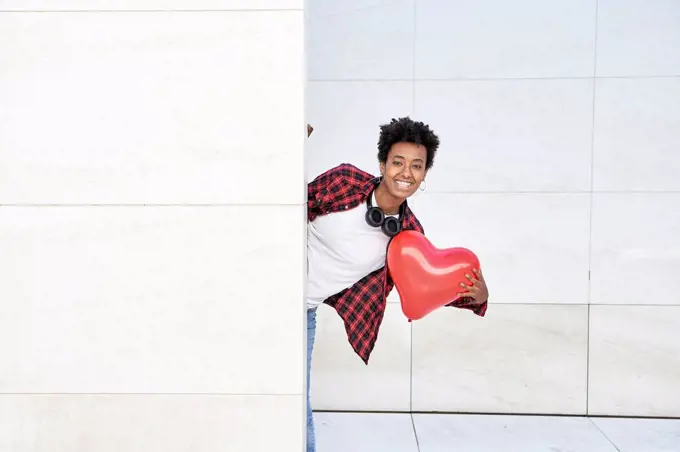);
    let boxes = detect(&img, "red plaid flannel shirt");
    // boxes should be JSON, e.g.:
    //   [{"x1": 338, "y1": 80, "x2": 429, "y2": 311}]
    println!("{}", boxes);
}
[{"x1": 308, "y1": 163, "x2": 487, "y2": 364}]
